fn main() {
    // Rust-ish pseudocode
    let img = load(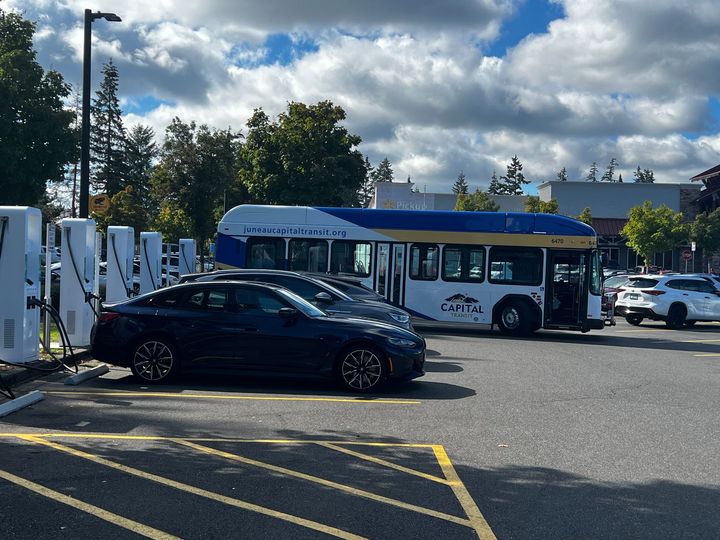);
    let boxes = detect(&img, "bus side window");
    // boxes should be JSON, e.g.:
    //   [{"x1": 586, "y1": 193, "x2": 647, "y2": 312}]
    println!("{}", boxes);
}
[
  {"x1": 488, "y1": 247, "x2": 542, "y2": 285},
  {"x1": 247, "y1": 237, "x2": 286, "y2": 269},
  {"x1": 410, "y1": 244, "x2": 439, "y2": 281},
  {"x1": 330, "y1": 241, "x2": 371, "y2": 277},
  {"x1": 289, "y1": 239, "x2": 329, "y2": 272}
]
